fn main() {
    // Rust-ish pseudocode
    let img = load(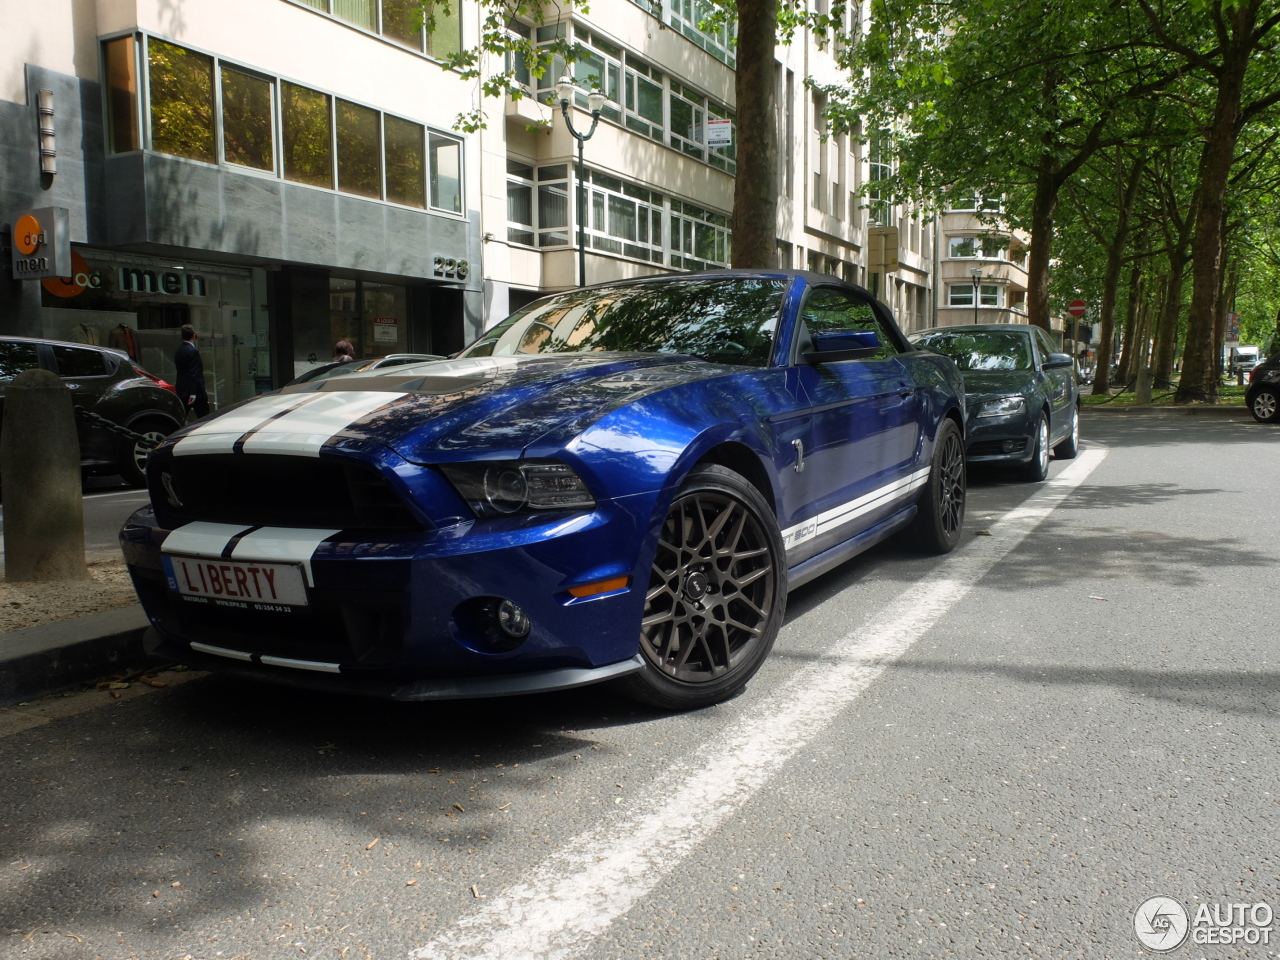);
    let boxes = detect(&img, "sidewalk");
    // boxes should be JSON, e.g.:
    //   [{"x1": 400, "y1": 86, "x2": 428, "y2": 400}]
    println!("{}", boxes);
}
[
  {"x1": 1081, "y1": 402, "x2": 1250, "y2": 417},
  {"x1": 0, "y1": 604, "x2": 154, "y2": 707}
]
